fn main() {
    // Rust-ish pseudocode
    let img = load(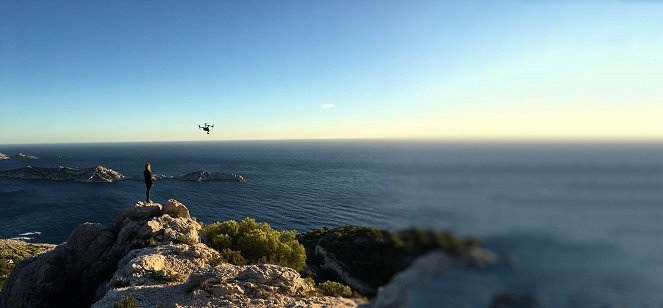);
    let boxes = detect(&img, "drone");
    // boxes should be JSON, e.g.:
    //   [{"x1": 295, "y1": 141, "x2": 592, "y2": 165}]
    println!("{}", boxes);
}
[{"x1": 198, "y1": 123, "x2": 214, "y2": 134}]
